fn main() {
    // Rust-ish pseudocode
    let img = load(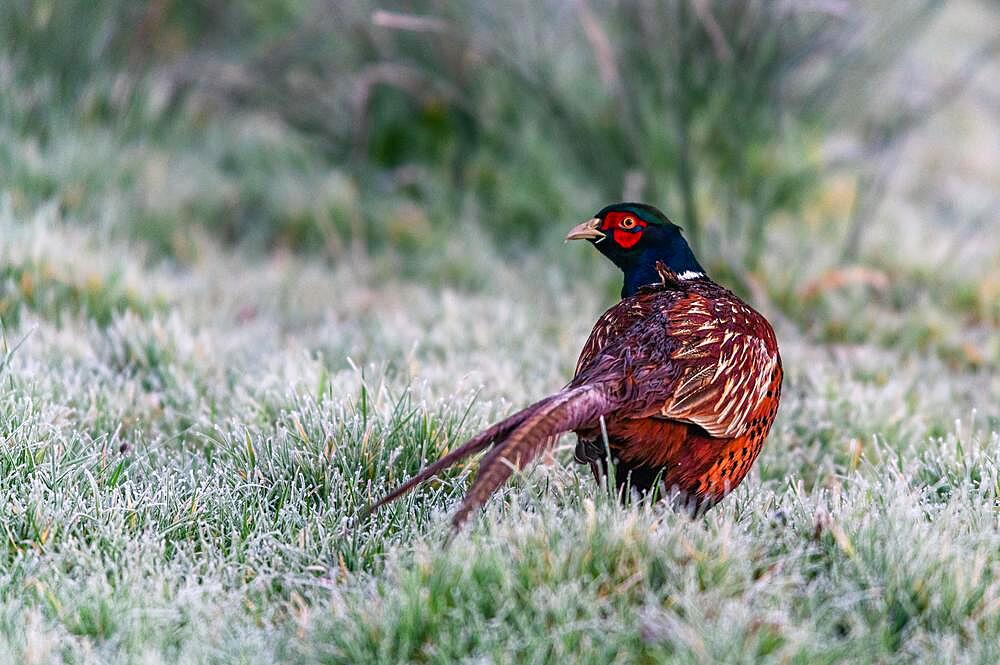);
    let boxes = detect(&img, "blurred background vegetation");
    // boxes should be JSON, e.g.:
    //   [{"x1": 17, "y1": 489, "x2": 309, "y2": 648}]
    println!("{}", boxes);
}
[{"x1": 1, "y1": 0, "x2": 998, "y2": 352}]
